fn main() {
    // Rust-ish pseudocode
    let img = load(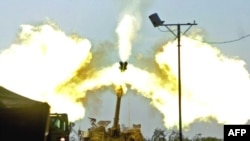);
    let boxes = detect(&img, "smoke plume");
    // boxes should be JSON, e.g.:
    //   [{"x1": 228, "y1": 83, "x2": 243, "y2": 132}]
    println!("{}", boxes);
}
[{"x1": 116, "y1": 1, "x2": 141, "y2": 62}]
